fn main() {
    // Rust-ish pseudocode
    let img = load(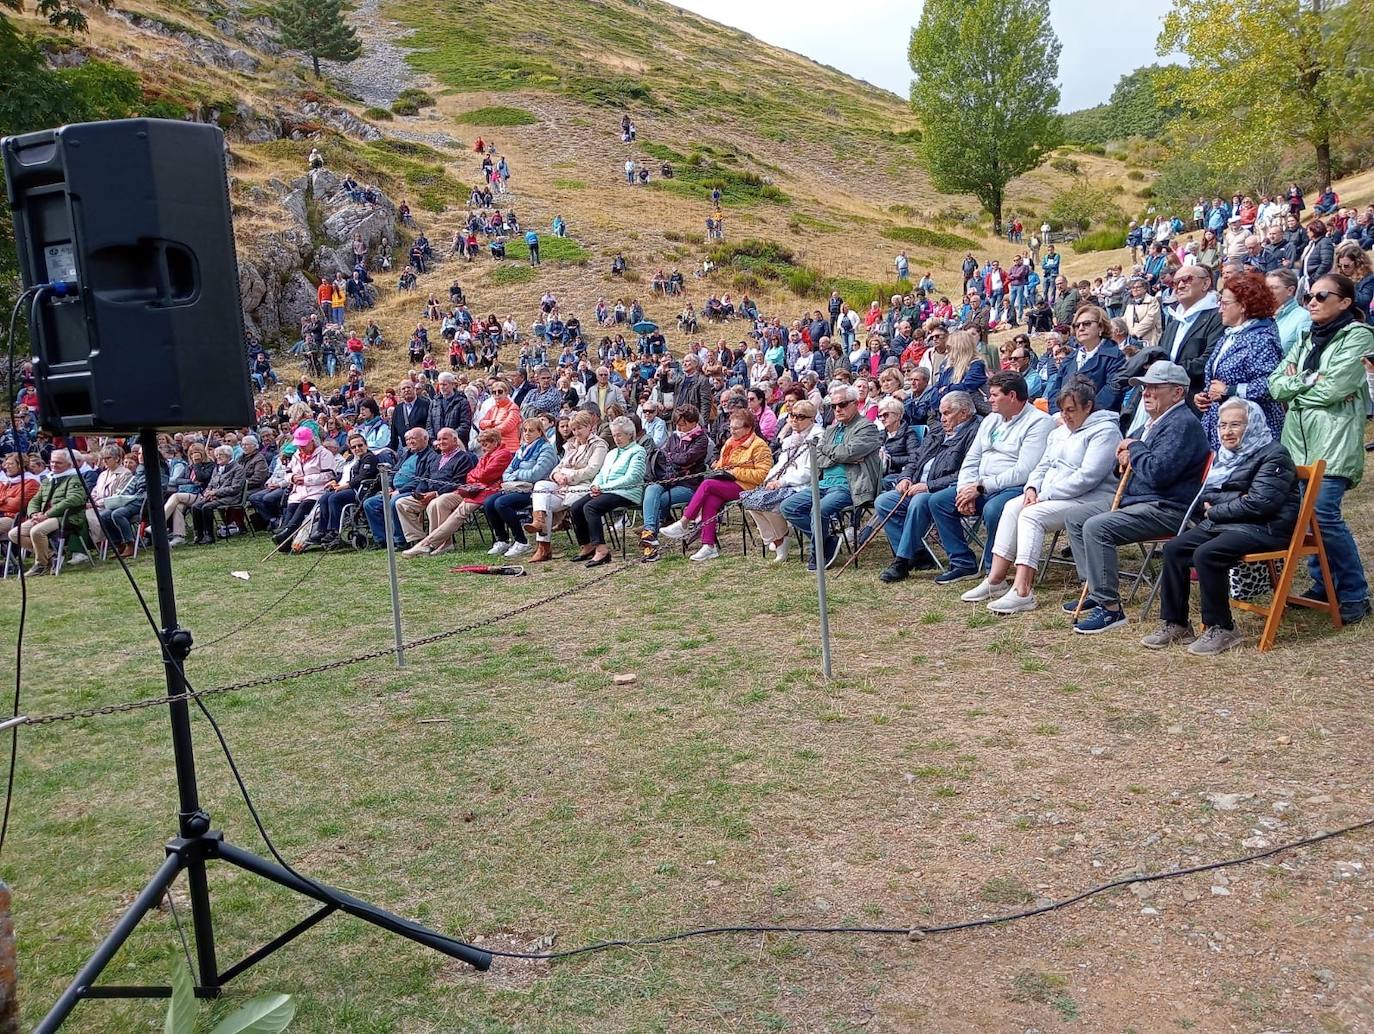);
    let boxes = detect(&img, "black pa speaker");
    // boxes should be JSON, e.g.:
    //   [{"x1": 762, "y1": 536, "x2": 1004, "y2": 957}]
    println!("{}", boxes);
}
[{"x1": 3, "y1": 118, "x2": 254, "y2": 432}]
